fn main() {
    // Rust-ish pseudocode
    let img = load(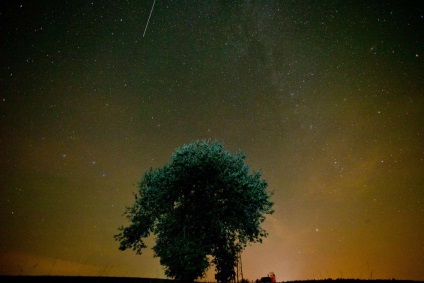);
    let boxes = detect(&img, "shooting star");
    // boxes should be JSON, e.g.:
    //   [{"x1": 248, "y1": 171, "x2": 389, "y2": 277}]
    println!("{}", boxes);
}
[{"x1": 143, "y1": 0, "x2": 156, "y2": 37}]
